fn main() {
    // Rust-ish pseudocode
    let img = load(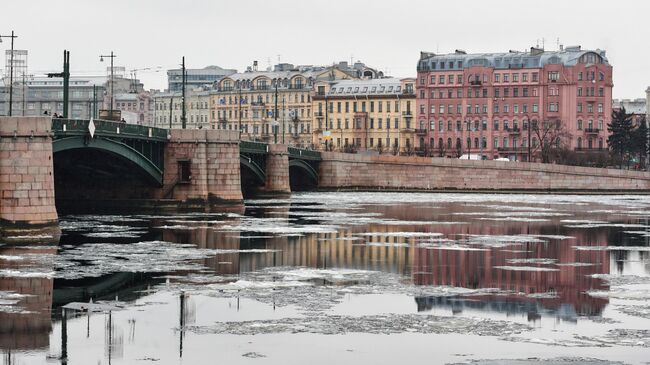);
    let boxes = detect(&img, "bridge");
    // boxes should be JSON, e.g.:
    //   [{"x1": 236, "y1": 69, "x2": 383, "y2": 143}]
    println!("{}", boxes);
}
[{"x1": 2, "y1": 116, "x2": 650, "y2": 231}]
